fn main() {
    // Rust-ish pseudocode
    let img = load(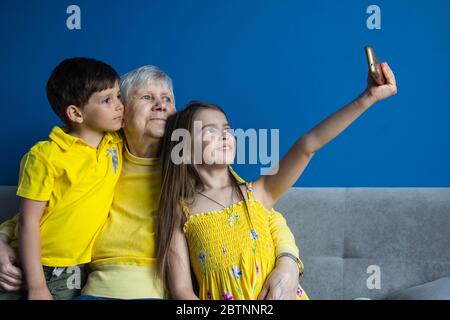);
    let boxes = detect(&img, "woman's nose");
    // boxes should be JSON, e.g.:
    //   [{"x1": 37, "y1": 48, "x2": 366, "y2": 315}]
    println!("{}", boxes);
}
[{"x1": 152, "y1": 98, "x2": 167, "y2": 111}]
